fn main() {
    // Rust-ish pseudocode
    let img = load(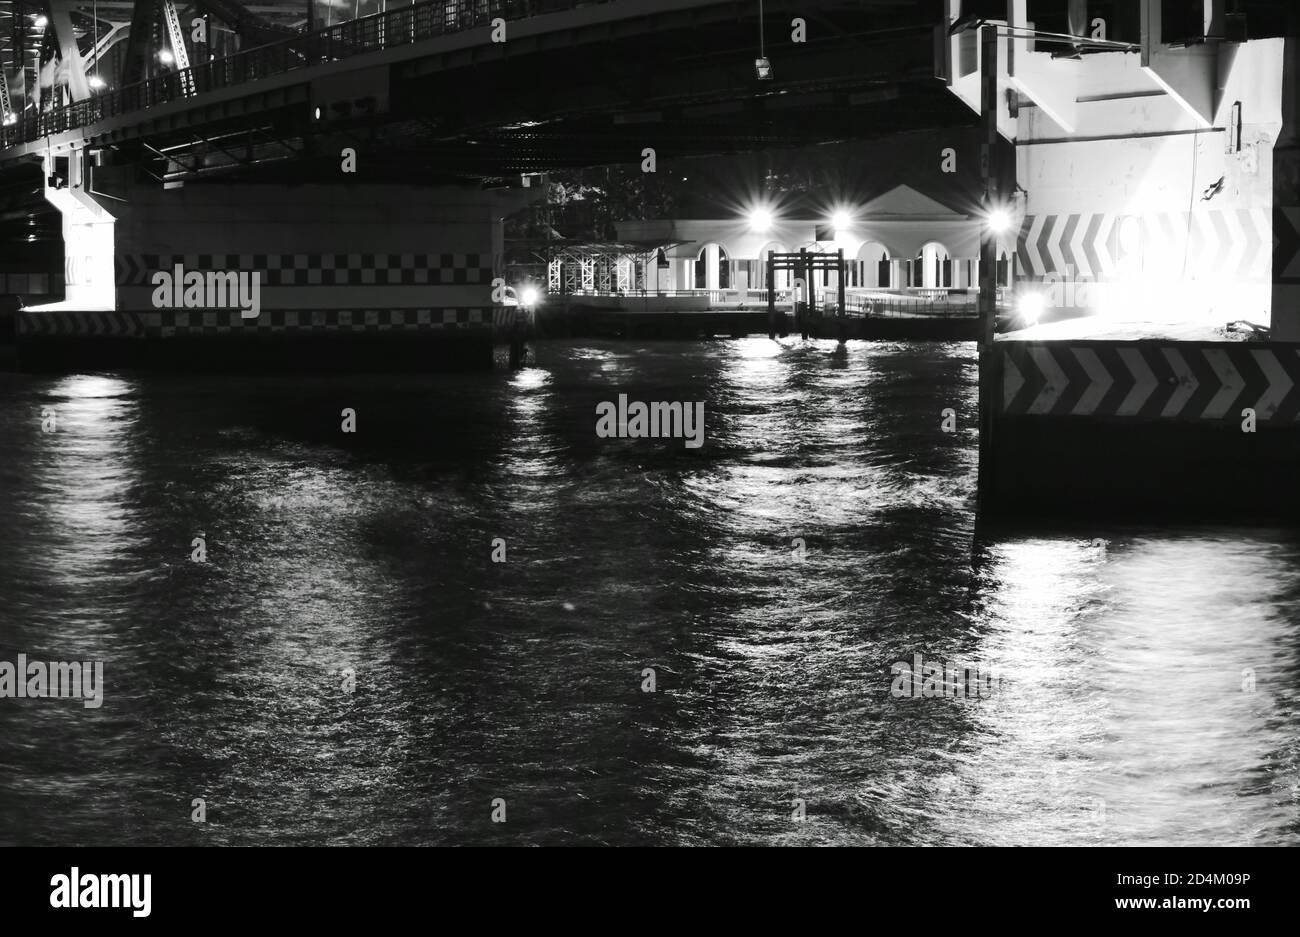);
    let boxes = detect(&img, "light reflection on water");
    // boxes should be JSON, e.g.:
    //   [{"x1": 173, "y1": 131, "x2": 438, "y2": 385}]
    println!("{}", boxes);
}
[{"x1": 0, "y1": 339, "x2": 1296, "y2": 846}]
